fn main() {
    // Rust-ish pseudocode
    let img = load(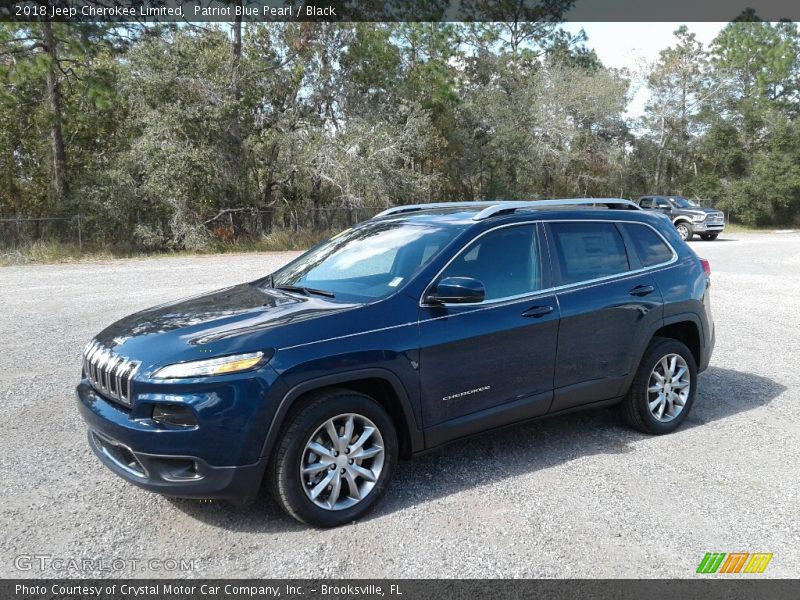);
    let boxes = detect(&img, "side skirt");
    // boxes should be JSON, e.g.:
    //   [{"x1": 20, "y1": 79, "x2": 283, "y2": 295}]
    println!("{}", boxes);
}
[{"x1": 419, "y1": 394, "x2": 624, "y2": 455}]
